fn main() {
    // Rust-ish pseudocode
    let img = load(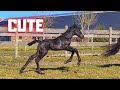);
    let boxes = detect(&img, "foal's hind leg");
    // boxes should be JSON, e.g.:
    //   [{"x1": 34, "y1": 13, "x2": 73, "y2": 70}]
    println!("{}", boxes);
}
[
  {"x1": 19, "y1": 52, "x2": 38, "y2": 73},
  {"x1": 35, "y1": 50, "x2": 48, "y2": 74}
]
